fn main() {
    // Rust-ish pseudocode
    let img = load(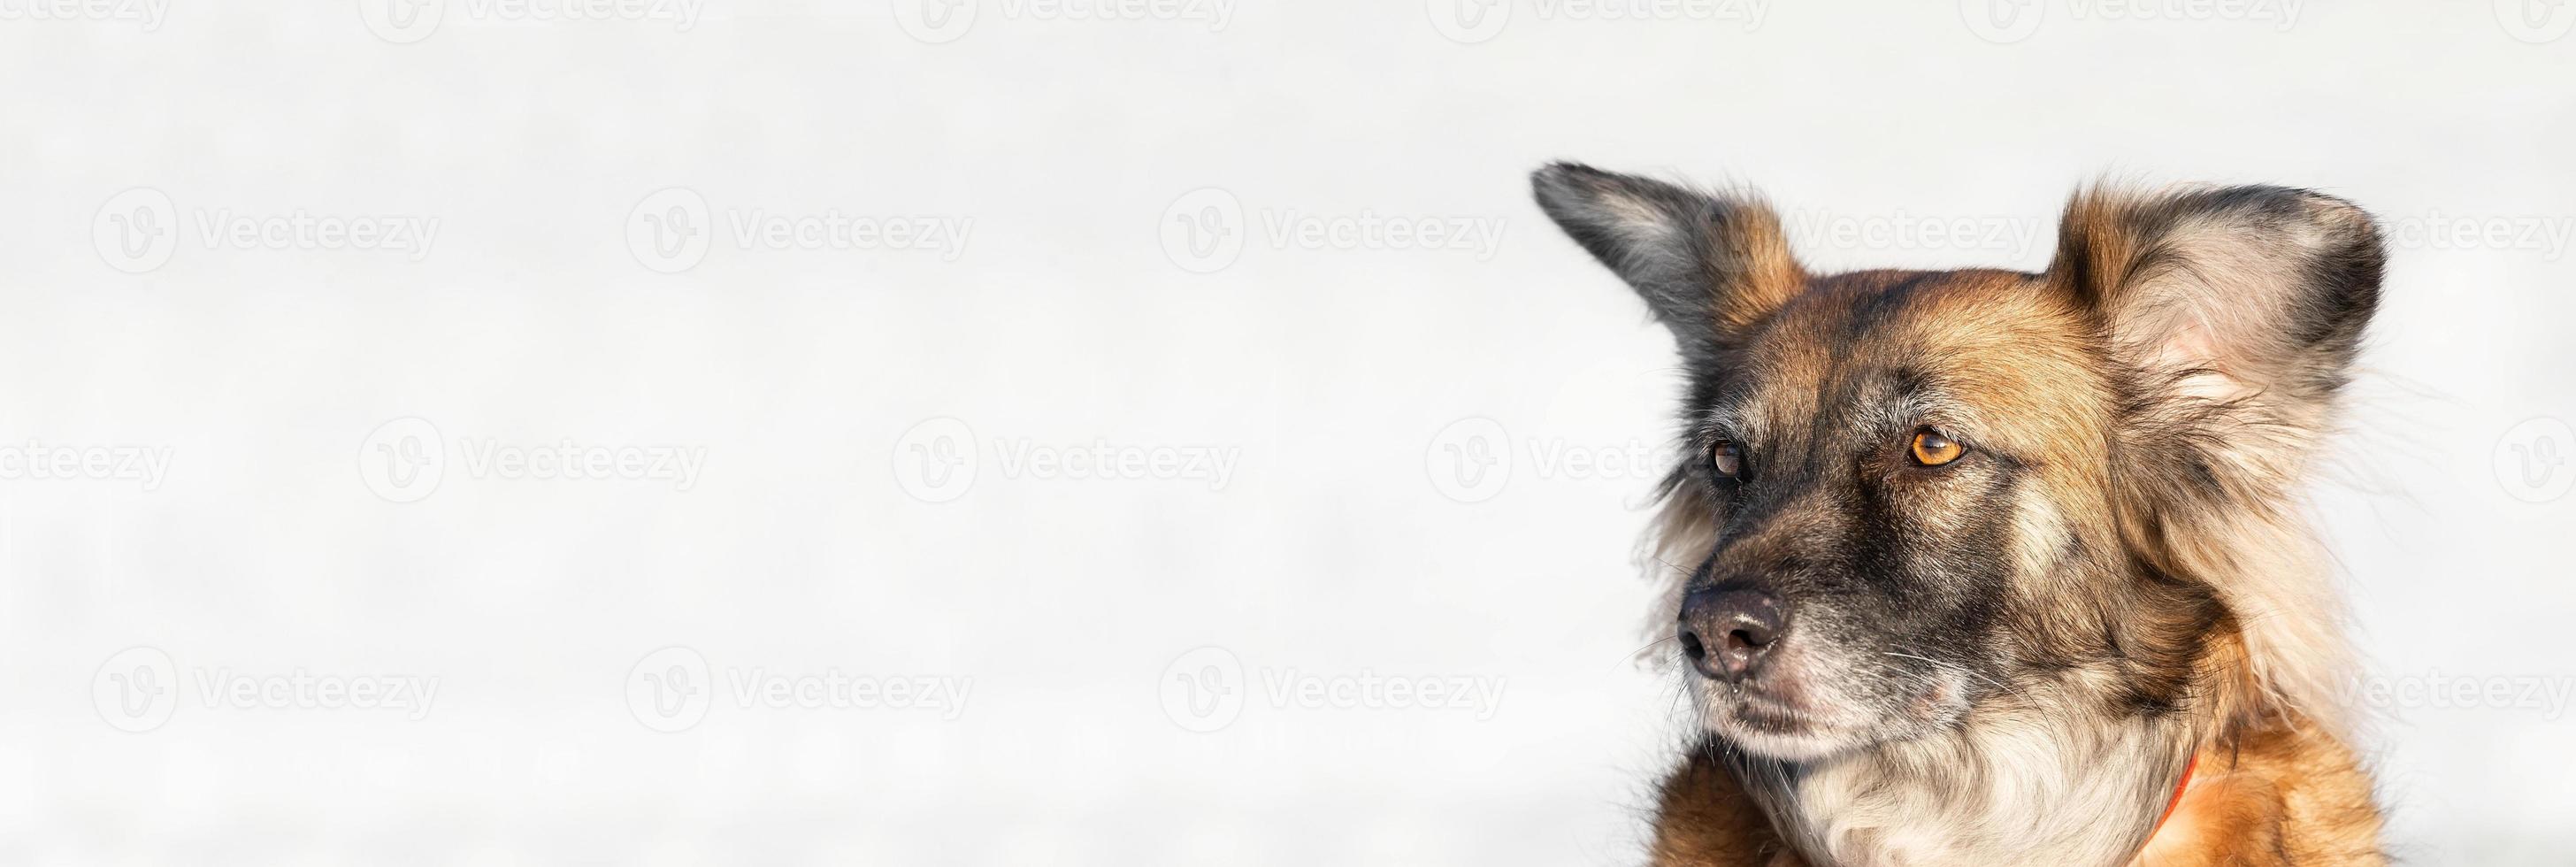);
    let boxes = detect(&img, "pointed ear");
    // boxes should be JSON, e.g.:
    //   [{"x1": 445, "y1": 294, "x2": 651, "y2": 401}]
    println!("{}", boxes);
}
[
  {"x1": 2049, "y1": 185, "x2": 2385, "y2": 727},
  {"x1": 1530, "y1": 163, "x2": 1805, "y2": 342},
  {"x1": 2046, "y1": 184, "x2": 2384, "y2": 404}
]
